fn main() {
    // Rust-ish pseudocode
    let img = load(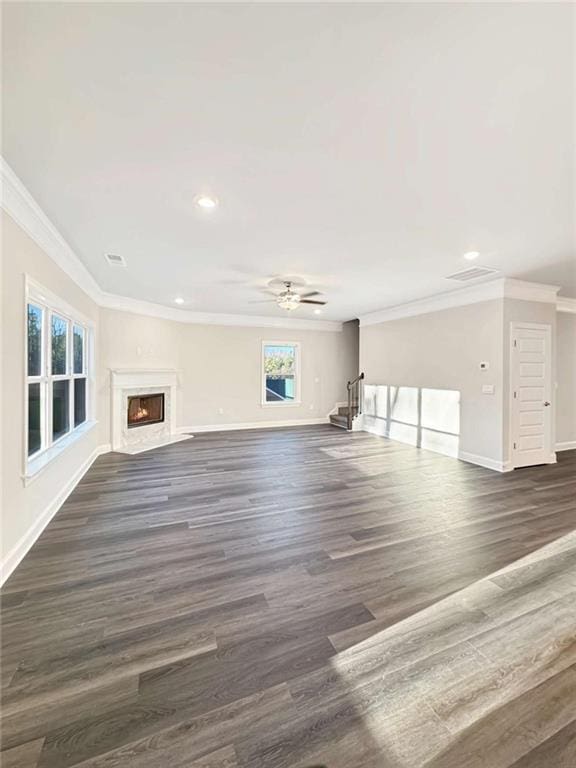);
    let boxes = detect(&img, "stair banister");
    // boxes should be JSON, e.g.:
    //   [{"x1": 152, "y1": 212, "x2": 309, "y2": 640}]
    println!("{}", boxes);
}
[{"x1": 346, "y1": 372, "x2": 365, "y2": 430}]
